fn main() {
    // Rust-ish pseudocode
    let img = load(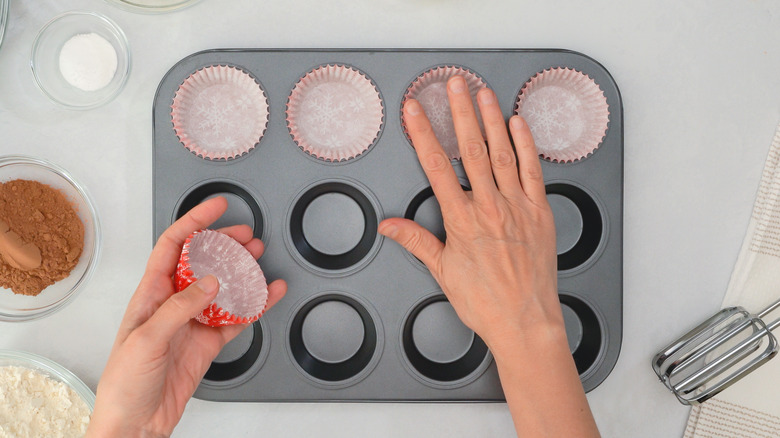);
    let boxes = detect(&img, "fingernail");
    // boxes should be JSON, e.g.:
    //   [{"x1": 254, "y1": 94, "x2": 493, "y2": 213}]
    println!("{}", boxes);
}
[
  {"x1": 379, "y1": 223, "x2": 398, "y2": 239},
  {"x1": 197, "y1": 275, "x2": 219, "y2": 295},
  {"x1": 510, "y1": 116, "x2": 524, "y2": 130},
  {"x1": 405, "y1": 100, "x2": 421, "y2": 116},
  {"x1": 448, "y1": 76, "x2": 466, "y2": 93},
  {"x1": 478, "y1": 89, "x2": 495, "y2": 104}
]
